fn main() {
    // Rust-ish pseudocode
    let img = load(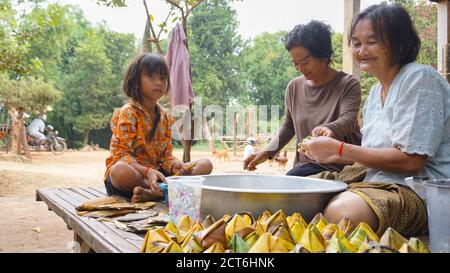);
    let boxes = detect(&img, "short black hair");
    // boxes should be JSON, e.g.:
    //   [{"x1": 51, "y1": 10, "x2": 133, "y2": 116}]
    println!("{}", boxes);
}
[
  {"x1": 284, "y1": 20, "x2": 334, "y2": 64},
  {"x1": 348, "y1": 3, "x2": 421, "y2": 66},
  {"x1": 122, "y1": 53, "x2": 171, "y2": 103}
]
